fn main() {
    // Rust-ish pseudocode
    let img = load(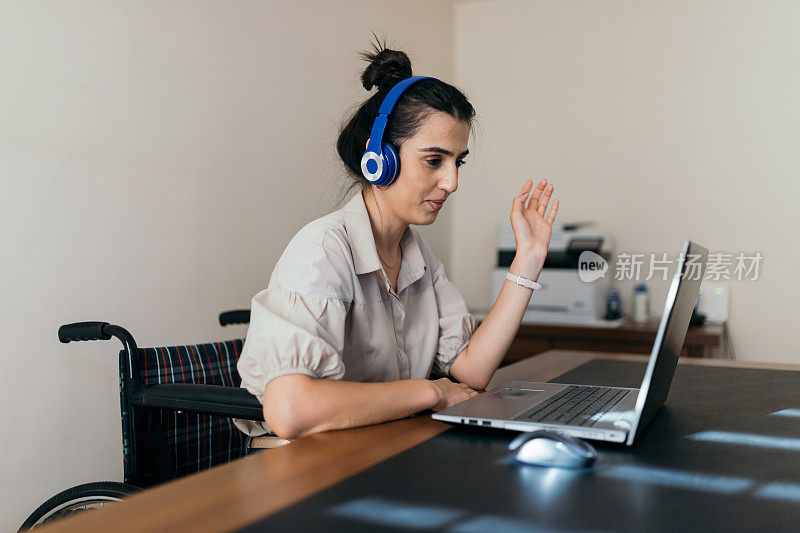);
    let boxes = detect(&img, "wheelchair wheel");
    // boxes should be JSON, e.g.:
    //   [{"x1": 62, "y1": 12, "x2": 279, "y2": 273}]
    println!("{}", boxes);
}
[{"x1": 19, "y1": 481, "x2": 140, "y2": 530}]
